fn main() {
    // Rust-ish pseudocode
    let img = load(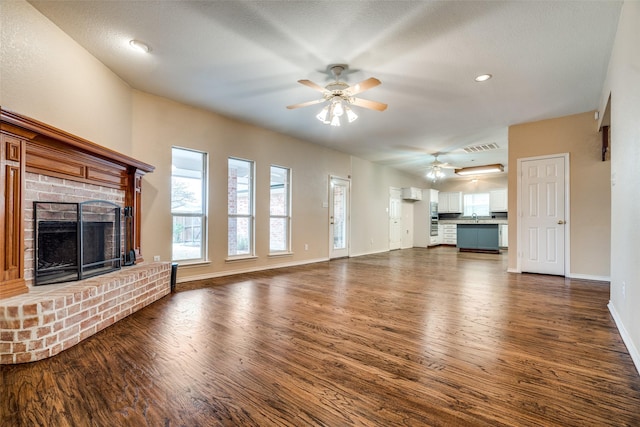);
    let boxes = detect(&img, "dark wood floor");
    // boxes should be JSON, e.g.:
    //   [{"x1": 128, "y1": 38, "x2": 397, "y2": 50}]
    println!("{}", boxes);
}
[{"x1": 2, "y1": 247, "x2": 640, "y2": 426}]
